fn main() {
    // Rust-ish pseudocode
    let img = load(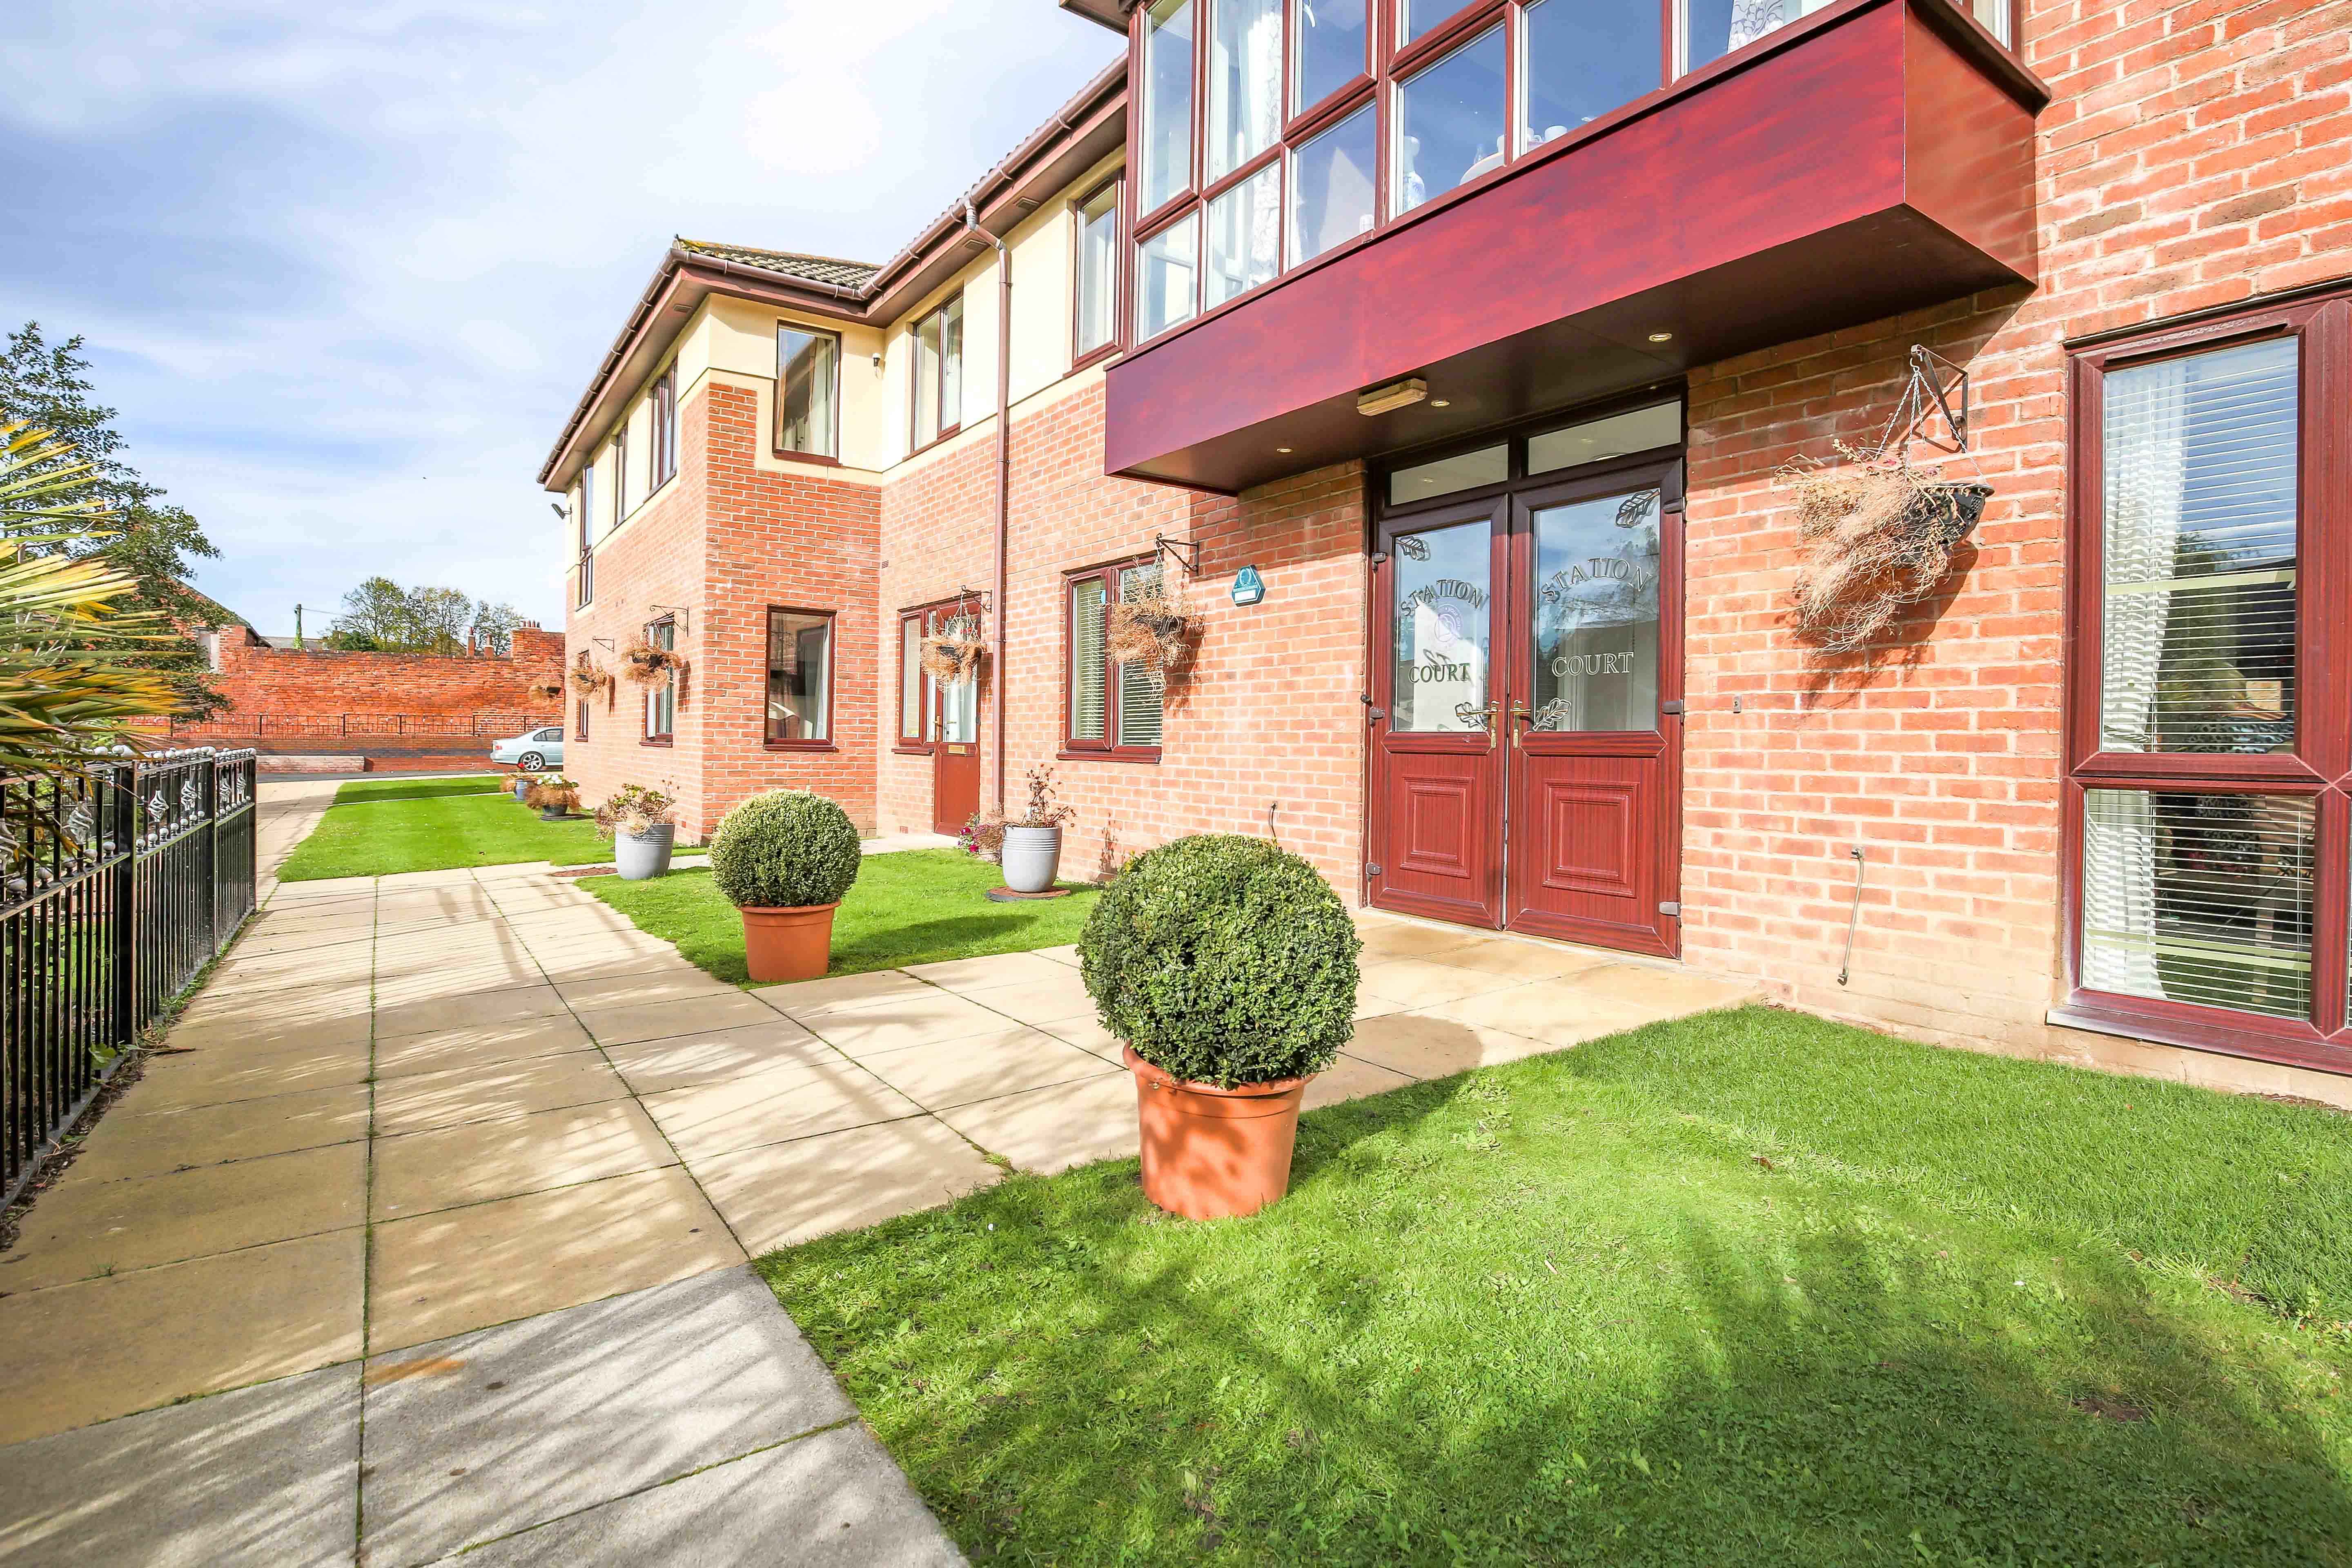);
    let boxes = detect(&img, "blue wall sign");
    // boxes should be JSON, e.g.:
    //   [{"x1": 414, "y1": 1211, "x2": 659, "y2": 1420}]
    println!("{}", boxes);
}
[{"x1": 1231, "y1": 565, "x2": 1265, "y2": 606}]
